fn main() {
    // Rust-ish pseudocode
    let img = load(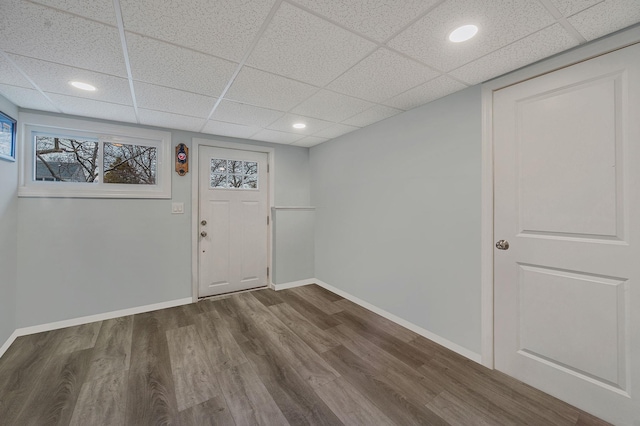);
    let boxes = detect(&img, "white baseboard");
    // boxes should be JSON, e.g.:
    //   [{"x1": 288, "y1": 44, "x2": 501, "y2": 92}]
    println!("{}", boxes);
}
[
  {"x1": 0, "y1": 330, "x2": 20, "y2": 359},
  {"x1": 0, "y1": 297, "x2": 193, "y2": 359},
  {"x1": 273, "y1": 278, "x2": 317, "y2": 290},
  {"x1": 3, "y1": 281, "x2": 482, "y2": 365},
  {"x1": 313, "y1": 279, "x2": 483, "y2": 364}
]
